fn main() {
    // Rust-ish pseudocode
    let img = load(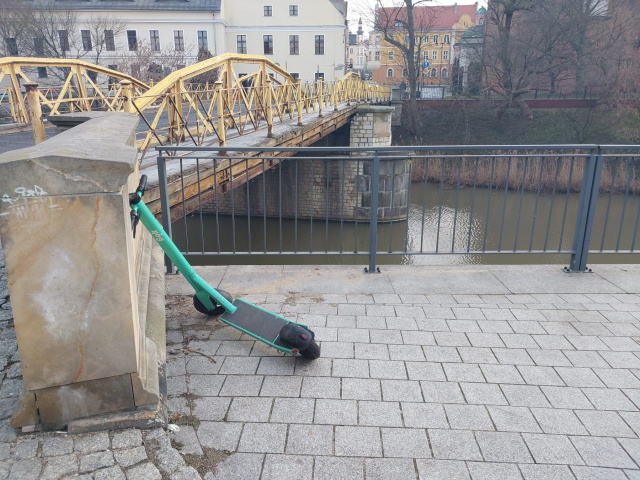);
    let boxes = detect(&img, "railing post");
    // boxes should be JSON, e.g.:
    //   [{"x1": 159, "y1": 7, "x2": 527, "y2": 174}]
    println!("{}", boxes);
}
[
  {"x1": 333, "y1": 80, "x2": 339, "y2": 112},
  {"x1": 568, "y1": 149, "x2": 604, "y2": 272},
  {"x1": 215, "y1": 80, "x2": 226, "y2": 147},
  {"x1": 367, "y1": 154, "x2": 380, "y2": 273},
  {"x1": 157, "y1": 152, "x2": 175, "y2": 274},
  {"x1": 266, "y1": 77, "x2": 274, "y2": 138},
  {"x1": 24, "y1": 82, "x2": 46, "y2": 144},
  {"x1": 296, "y1": 78, "x2": 303, "y2": 126},
  {"x1": 318, "y1": 77, "x2": 324, "y2": 118},
  {"x1": 121, "y1": 80, "x2": 133, "y2": 113}
]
